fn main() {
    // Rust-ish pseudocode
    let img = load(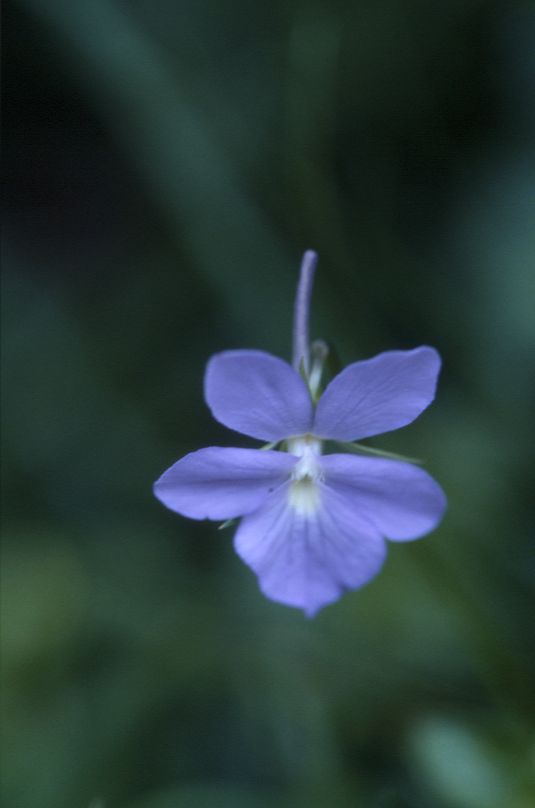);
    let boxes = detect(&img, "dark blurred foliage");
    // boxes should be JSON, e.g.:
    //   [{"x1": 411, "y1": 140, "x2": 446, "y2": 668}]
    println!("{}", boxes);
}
[{"x1": 2, "y1": 1, "x2": 535, "y2": 806}]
